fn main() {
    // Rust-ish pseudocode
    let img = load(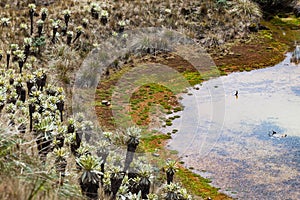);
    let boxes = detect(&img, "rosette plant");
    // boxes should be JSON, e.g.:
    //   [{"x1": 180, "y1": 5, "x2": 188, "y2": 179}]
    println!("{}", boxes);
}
[
  {"x1": 24, "y1": 37, "x2": 32, "y2": 61},
  {"x1": 67, "y1": 119, "x2": 82, "y2": 156},
  {"x1": 72, "y1": 123, "x2": 83, "y2": 156},
  {"x1": 0, "y1": 96, "x2": 5, "y2": 112},
  {"x1": 26, "y1": 74, "x2": 35, "y2": 95},
  {"x1": 128, "y1": 175, "x2": 141, "y2": 195},
  {"x1": 53, "y1": 147, "x2": 68, "y2": 177},
  {"x1": 37, "y1": 19, "x2": 44, "y2": 36},
  {"x1": 53, "y1": 125, "x2": 66, "y2": 149},
  {"x1": 147, "y1": 193, "x2": 159, "y2": 200},
  {"x1": 15, "y1": 51, "x2": 26, "y2": 73},
  {"x1": 177, "y1": 188, "x2": 192, "y2": 200},
  {"x1": 34, "y1": 117, "x2": 54, "y2": 162},
  {"x1": 7, "y1": 73, "x2": 14, "y2": 85},
  {"x1": 118, "y1": 20, "x2": 126, "y2": 33},
  {"x1": 110, "y1": 166, "x2": 125, "y2": 199},
  {"x1": 10, "y1": 44, "x2": 19, "y2": 57},
  {"x1": 28, "y1": 98, "x2": 36, "y2": 131},
  {"x1": 96, "y1": 140, "x2": 110, "y2": 185},
  {"x1": 56, "y1": 94, "x2": 64, "y2": 122},
  {"x1": 51, "y1": 19, "x2": 60, "y2": 44},
  {"x1": 28, "y1": 4, "x2": 36, "y2": 35},
  {"x1": 100, "y1": 10, "x2": 109, "y2": 25},
  {"x1": 67, "y1": 117, "x2": 75, "y2": 133},
  {"x1": 138, "y1": 164, "x2": 152, "y2": 199},
  {"x1": 66, "y1": 31, "x2": 73, "y2": 45},
  {"x1": 82, "y1": 18, "x2": 89, "y2": 28},
  {"x1": 102, "y1": 172, "x2": 111, "y2": 196},
  {"x1": 15, "y1": 77, "x2": 25, "y2": 102},
  {"x1": 20, "y1": 86, "x2": 26, "y2": 102},
  {"x1": 7, "y1": 113, "x2": 15, "y2": 127},
  {"x1": 1, "y1": 17, "x2": 10, "y2": 27},
  {"x1": 35, "y1": 70, "x2": 47, "y2": 91},
  {"x1": 77, "y1": 154, "x2": 102, "y2": 200},
  {"x1": 124, "y1": 192, "x2": 142, "y2": 200},
  {"x1": 6, "y1": 92, "x2": 17, "y2": 105},
  {"x1": 45, "y1": 85, "x2": 57, "y2": 96},
  {"x1": 40, "y1": 8, "x2": 48, "y2": 21},
  {"x1": 17, "y1": 117, "x2": 26, "y2": 134},
  {"x1": 164, "y1": 183, "x2": 180, "y2": 200},
  {"x1": 165, "y1": 160, "x2": 178, "y2": 184},
  {"x1": 90, "y1": 3, "x2": 100, "y2": 19},
  {"x1": 73, "y1": 26, "x2": 84, "y2": 43},
  {"x1": 76, "y1": 143, "x2": 92, "y2": 159},
  {"x1": 63, "y1": 10, "x2": 71, "y2": 29},
  {"x1": 20, "y1": 23, "x2": 28, "y2": 35},
  {"x1": 6, "y1": 50, "x2": 10, "y2": 69},
  {"x1": 124, "y1": 126, "x2": 141, "y2": 171},
  {"x1": 5, "y1": 103, "x2": 16, "y2": 114}
]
